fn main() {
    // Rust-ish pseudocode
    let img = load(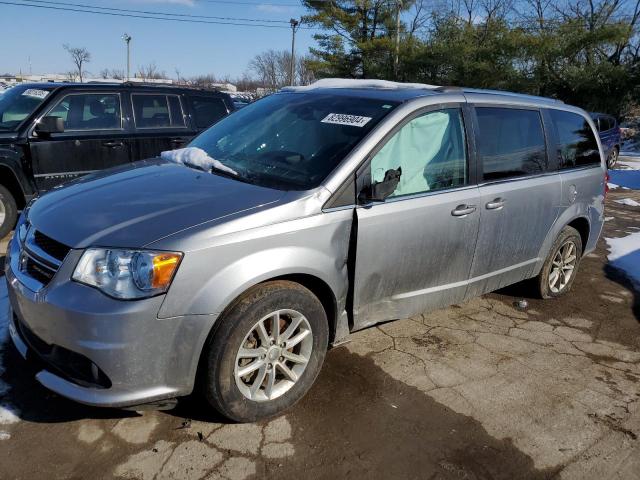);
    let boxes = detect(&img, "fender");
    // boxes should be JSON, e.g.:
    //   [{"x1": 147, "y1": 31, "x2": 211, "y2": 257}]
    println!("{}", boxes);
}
[
  {"x1": 532, "y1": 206, "x2": 595, "y2": 277},
  {"x1": 156, "y1": 208, "x2": 353, "y2": 349},
  {"x1": 0, "y1": 146, "x2": 37, "y2": 202}
]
